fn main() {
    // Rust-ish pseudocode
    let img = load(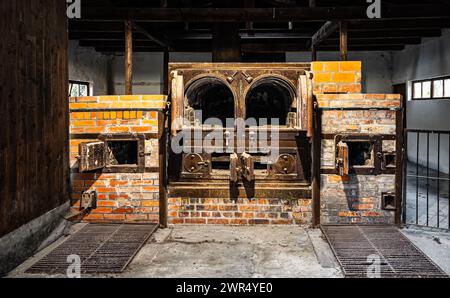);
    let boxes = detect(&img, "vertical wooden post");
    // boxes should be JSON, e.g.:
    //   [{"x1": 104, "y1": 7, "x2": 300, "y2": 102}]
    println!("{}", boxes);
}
[
  {"x1": 244, "y1": 0, "x2": 254, "y2": 31},
  {"x1": 163, "y1": 50, "x2": 169, "y2": 95},
  {"x1": 311, "y1": 45, "x2": 317, "y2": 61},
  {"x1": 339, "y1": 21, "x2": 348, "y2": 61},
  {"x1": 395, "y1": 108, "x2": 404, "y2": 225},
  {"x1": 158, "y1": 110, "x2": 168, "y2": 228},
  {"x1": 124, "y1": 20, "x2": 133, "y2": 95},
  {"x1": 212, "y1": 23, "x2": 241, "y2": 62},
  {"x1": 212, "y1": 0, "x2": 241, "y2": 62},
  {"x1": 311, "y1": 105, "x2": 322, "y2": 227}
]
